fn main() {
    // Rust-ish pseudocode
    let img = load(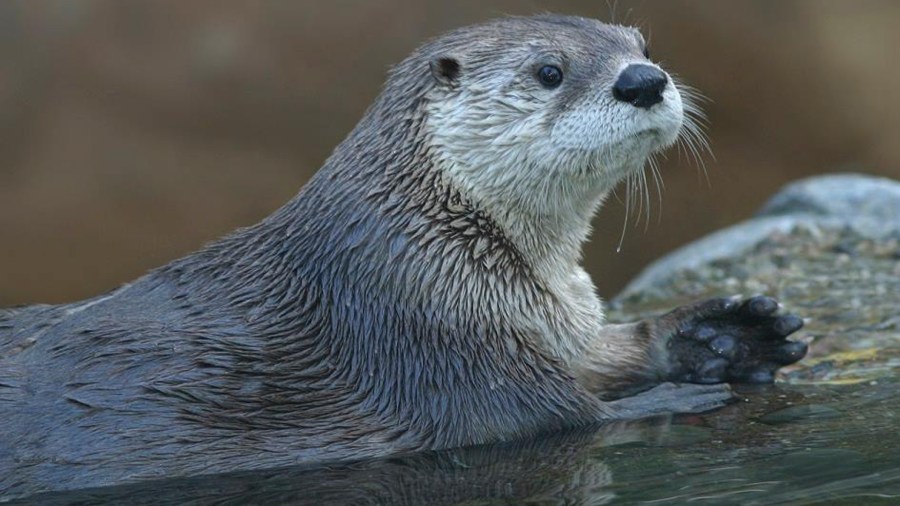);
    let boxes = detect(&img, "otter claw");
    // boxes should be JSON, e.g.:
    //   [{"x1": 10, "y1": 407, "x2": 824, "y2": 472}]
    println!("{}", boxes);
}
[
  {"x1": 773, "y1": 315, "x2": 804, "y2": 337},
  {"x1": 709, "y1": 297, "x2": 740, "y2": 315},
  {"x1": 742, "y1": 295, "x2": 779, "y2": 317},
  {"x1": 775, "y1": 341, "x2": 808, "y2": 364}
]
